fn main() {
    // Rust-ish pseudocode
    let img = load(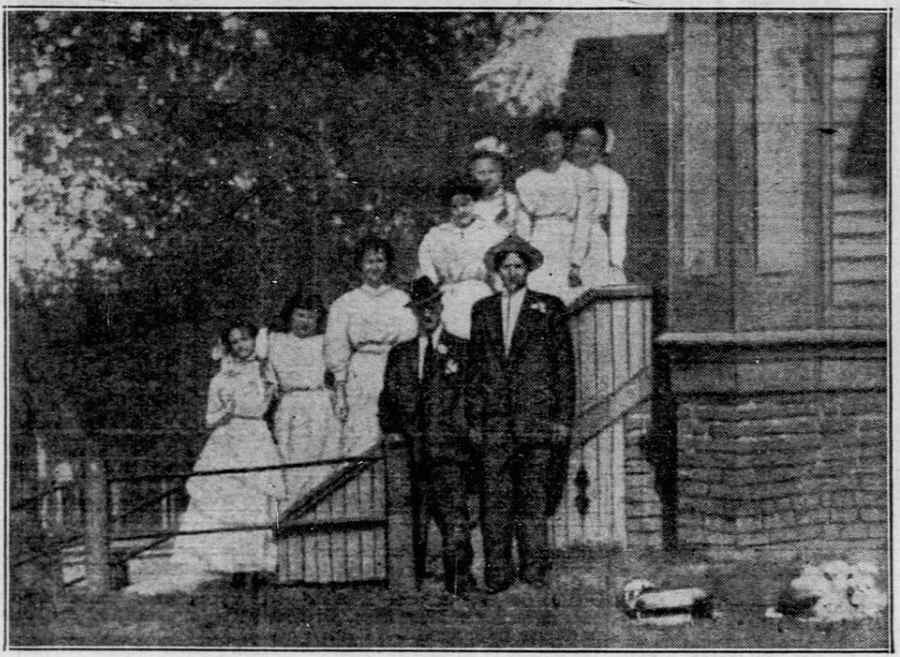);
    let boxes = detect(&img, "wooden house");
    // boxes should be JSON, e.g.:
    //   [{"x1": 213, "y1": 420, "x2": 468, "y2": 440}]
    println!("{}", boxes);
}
[{"x1": 39, "y1": 11, "x2": 887, "y2": 592}]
